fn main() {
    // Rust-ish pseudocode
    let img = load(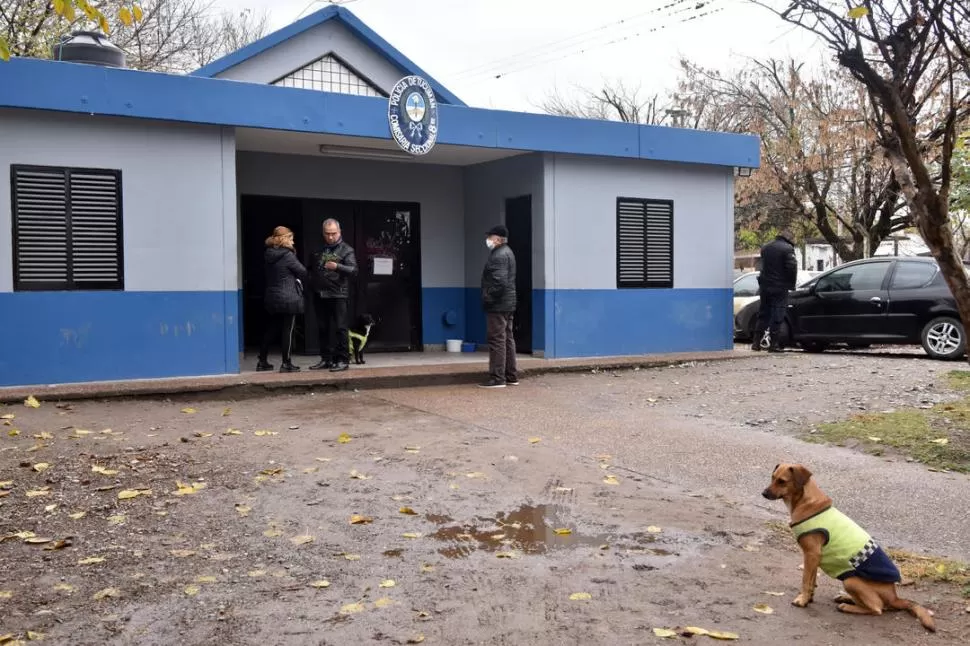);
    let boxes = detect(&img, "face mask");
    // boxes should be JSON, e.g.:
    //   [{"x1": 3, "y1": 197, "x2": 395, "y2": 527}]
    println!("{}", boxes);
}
[{"x1": 486, "y1": 238, "x2": 496, "y2": 250}]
